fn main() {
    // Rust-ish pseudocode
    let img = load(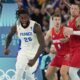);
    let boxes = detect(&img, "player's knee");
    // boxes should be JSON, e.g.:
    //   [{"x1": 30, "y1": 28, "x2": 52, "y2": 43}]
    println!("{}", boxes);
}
[
  {"x1": 45, "y1": 70, "x2": 53, "y2": 79},
  {"x1": 45, "y1": 71, "x2": 50, "y2": 79},
  {"x1": 60, "y1": 68, "x2": 67, "y2": 76}
]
